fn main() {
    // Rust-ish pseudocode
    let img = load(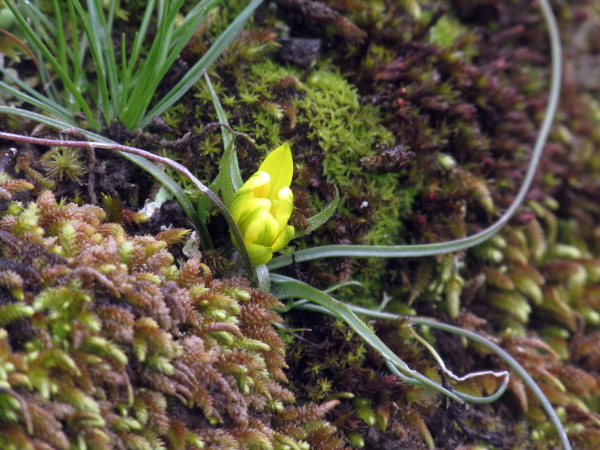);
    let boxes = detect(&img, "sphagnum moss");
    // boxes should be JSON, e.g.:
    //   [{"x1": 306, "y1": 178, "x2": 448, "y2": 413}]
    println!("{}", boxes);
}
[{"x1": 0, "y1": 183, "x2": 345, "y2": 449}]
